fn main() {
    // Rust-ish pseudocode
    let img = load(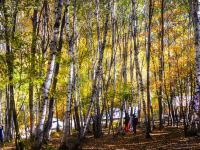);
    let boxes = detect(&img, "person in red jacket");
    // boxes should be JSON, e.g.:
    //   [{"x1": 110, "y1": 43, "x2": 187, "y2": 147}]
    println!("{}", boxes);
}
[{"x1": 124, "y1": 113, "x2": 130, "y2": 132}]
